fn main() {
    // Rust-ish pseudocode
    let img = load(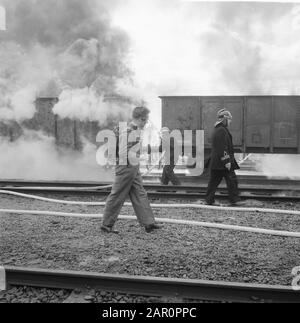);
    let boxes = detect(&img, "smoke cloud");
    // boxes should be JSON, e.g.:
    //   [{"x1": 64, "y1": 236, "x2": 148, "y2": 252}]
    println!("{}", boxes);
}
[
  {"x1": 256, "y1": 154, "x2": 300, "y2": 180},
  {"x1": 53, "y1": 87, "x2": 138, "y2": 124},
  {"x1": 0, "y1": 0, "x2": 141, "y2": 181},
  {"x1": 0, "y1": 130, "x2": 113, "y2": 181},
  {"x1": 111, "y1": 1, "x2": 300, "y2": 105},
  {"x1": 0, "y1": 0, "x2": 136, "y2": 122}
]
